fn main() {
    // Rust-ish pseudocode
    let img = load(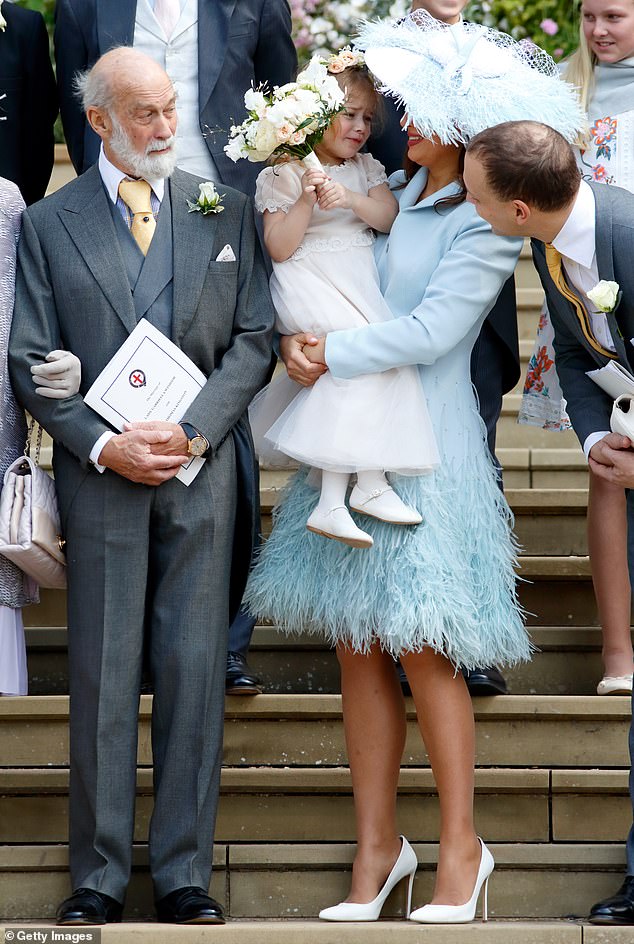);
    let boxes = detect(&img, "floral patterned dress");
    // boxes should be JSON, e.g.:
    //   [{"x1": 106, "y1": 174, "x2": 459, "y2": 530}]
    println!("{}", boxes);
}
[{"x1": 519, "y1": 105, "x2": 634, "y2": 429}]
